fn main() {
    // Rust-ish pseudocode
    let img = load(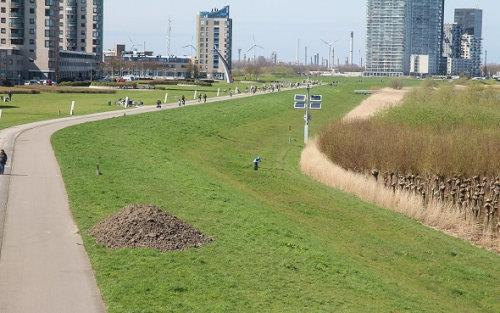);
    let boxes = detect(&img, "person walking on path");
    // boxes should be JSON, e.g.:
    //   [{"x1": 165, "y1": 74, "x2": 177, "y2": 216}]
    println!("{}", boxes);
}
[
  {"x1": 7, "y1": 90, "x2": 13, "y2": 102},
  {"x1": 0, "y1": 149, "x2": 7, "y2": 175},
  {"x1": 203, "y1": 94, "x2": 207, "y2": 103},
  {"x1": 181, "y1": 95, "x2": 186, "y2": 106}
]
